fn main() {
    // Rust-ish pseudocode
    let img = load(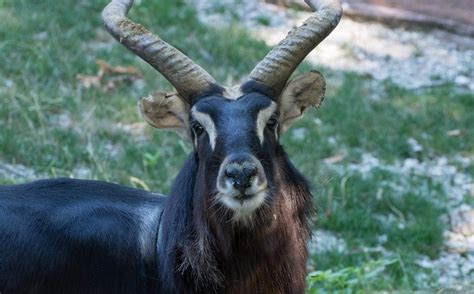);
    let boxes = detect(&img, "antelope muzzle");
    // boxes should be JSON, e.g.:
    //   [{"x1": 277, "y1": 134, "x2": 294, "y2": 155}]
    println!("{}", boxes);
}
[{"x1": 217, "y1": 152, "x2": 268, "y2": 215}]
